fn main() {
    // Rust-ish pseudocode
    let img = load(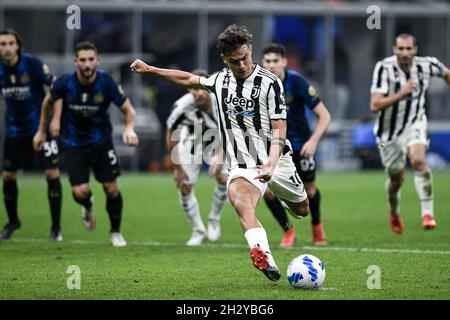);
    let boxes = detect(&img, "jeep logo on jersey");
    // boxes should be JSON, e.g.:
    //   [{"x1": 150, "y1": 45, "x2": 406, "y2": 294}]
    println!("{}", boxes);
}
[{"x1": 224, "y1": 94, "x2": 255, "y2": 111}]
